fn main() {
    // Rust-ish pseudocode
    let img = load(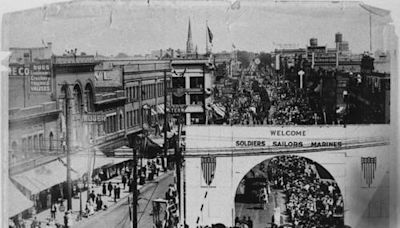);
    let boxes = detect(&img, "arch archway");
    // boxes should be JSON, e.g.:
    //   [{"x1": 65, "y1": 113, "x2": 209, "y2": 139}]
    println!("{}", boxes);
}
[{"x1": 234, "y1": 155, "x2": 344, "y2": 228}]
